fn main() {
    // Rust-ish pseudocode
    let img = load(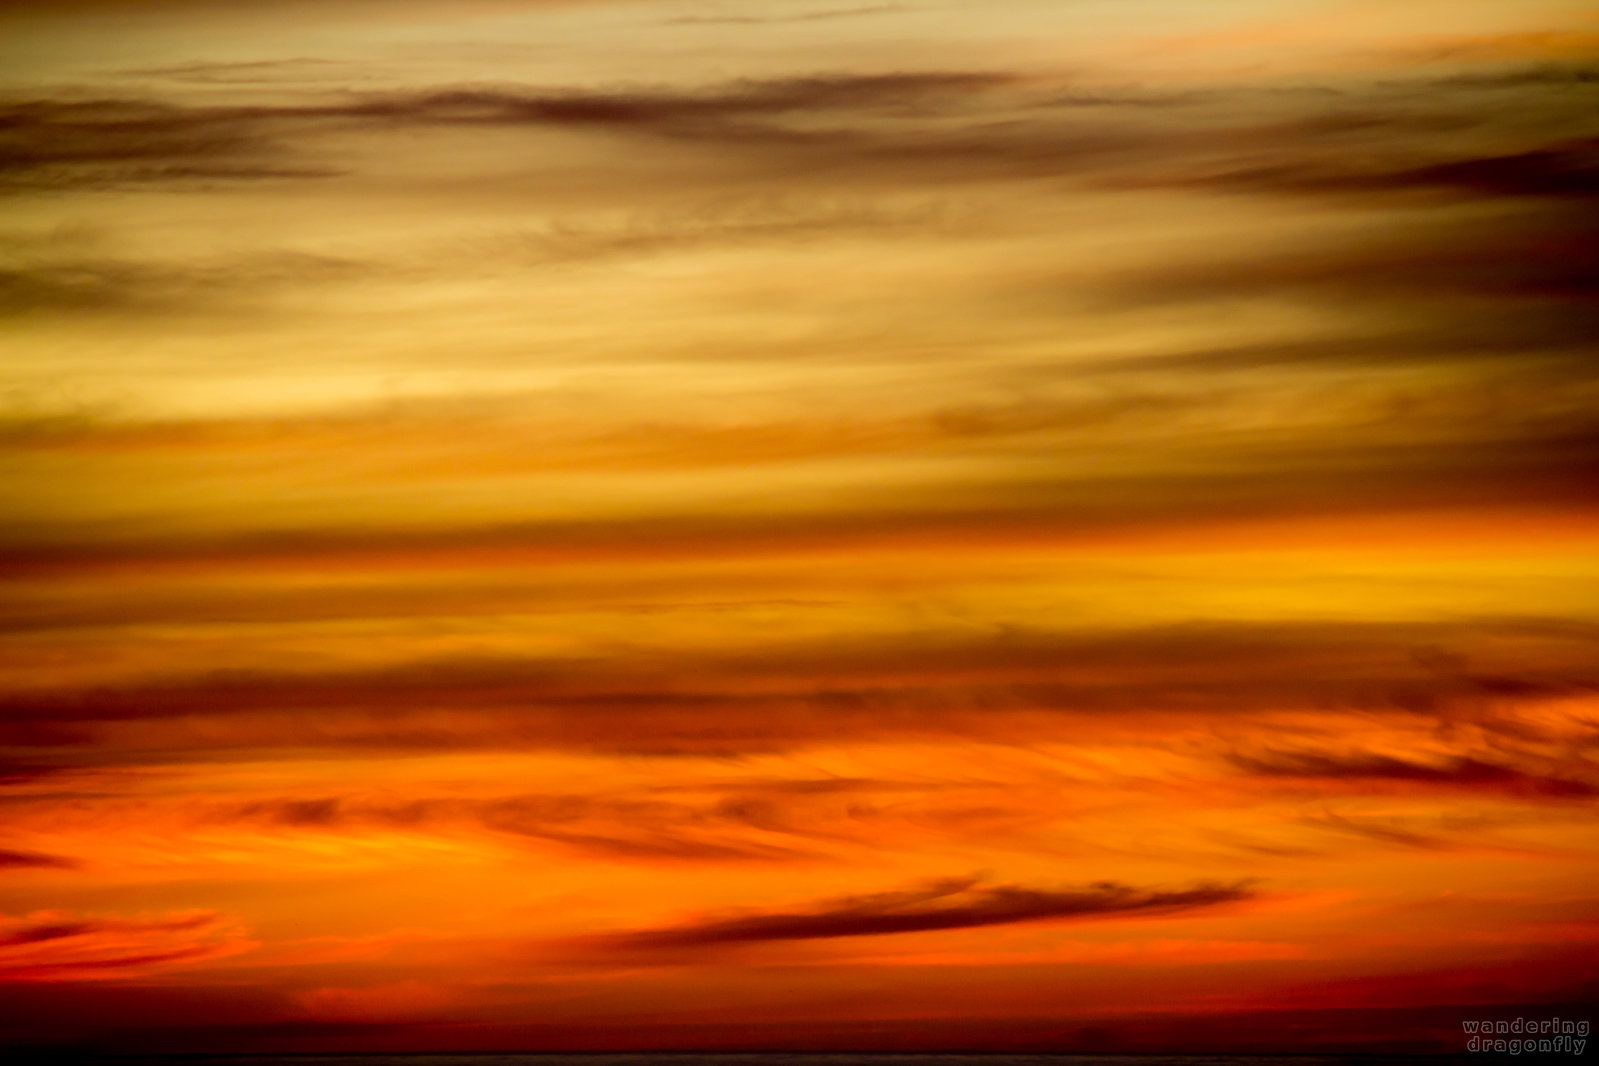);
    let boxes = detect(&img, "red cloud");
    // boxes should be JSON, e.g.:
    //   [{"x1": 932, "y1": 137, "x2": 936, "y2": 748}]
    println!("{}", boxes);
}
[{"x1": 0, "y1": 909, "x2": 256, "y2": 982}]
